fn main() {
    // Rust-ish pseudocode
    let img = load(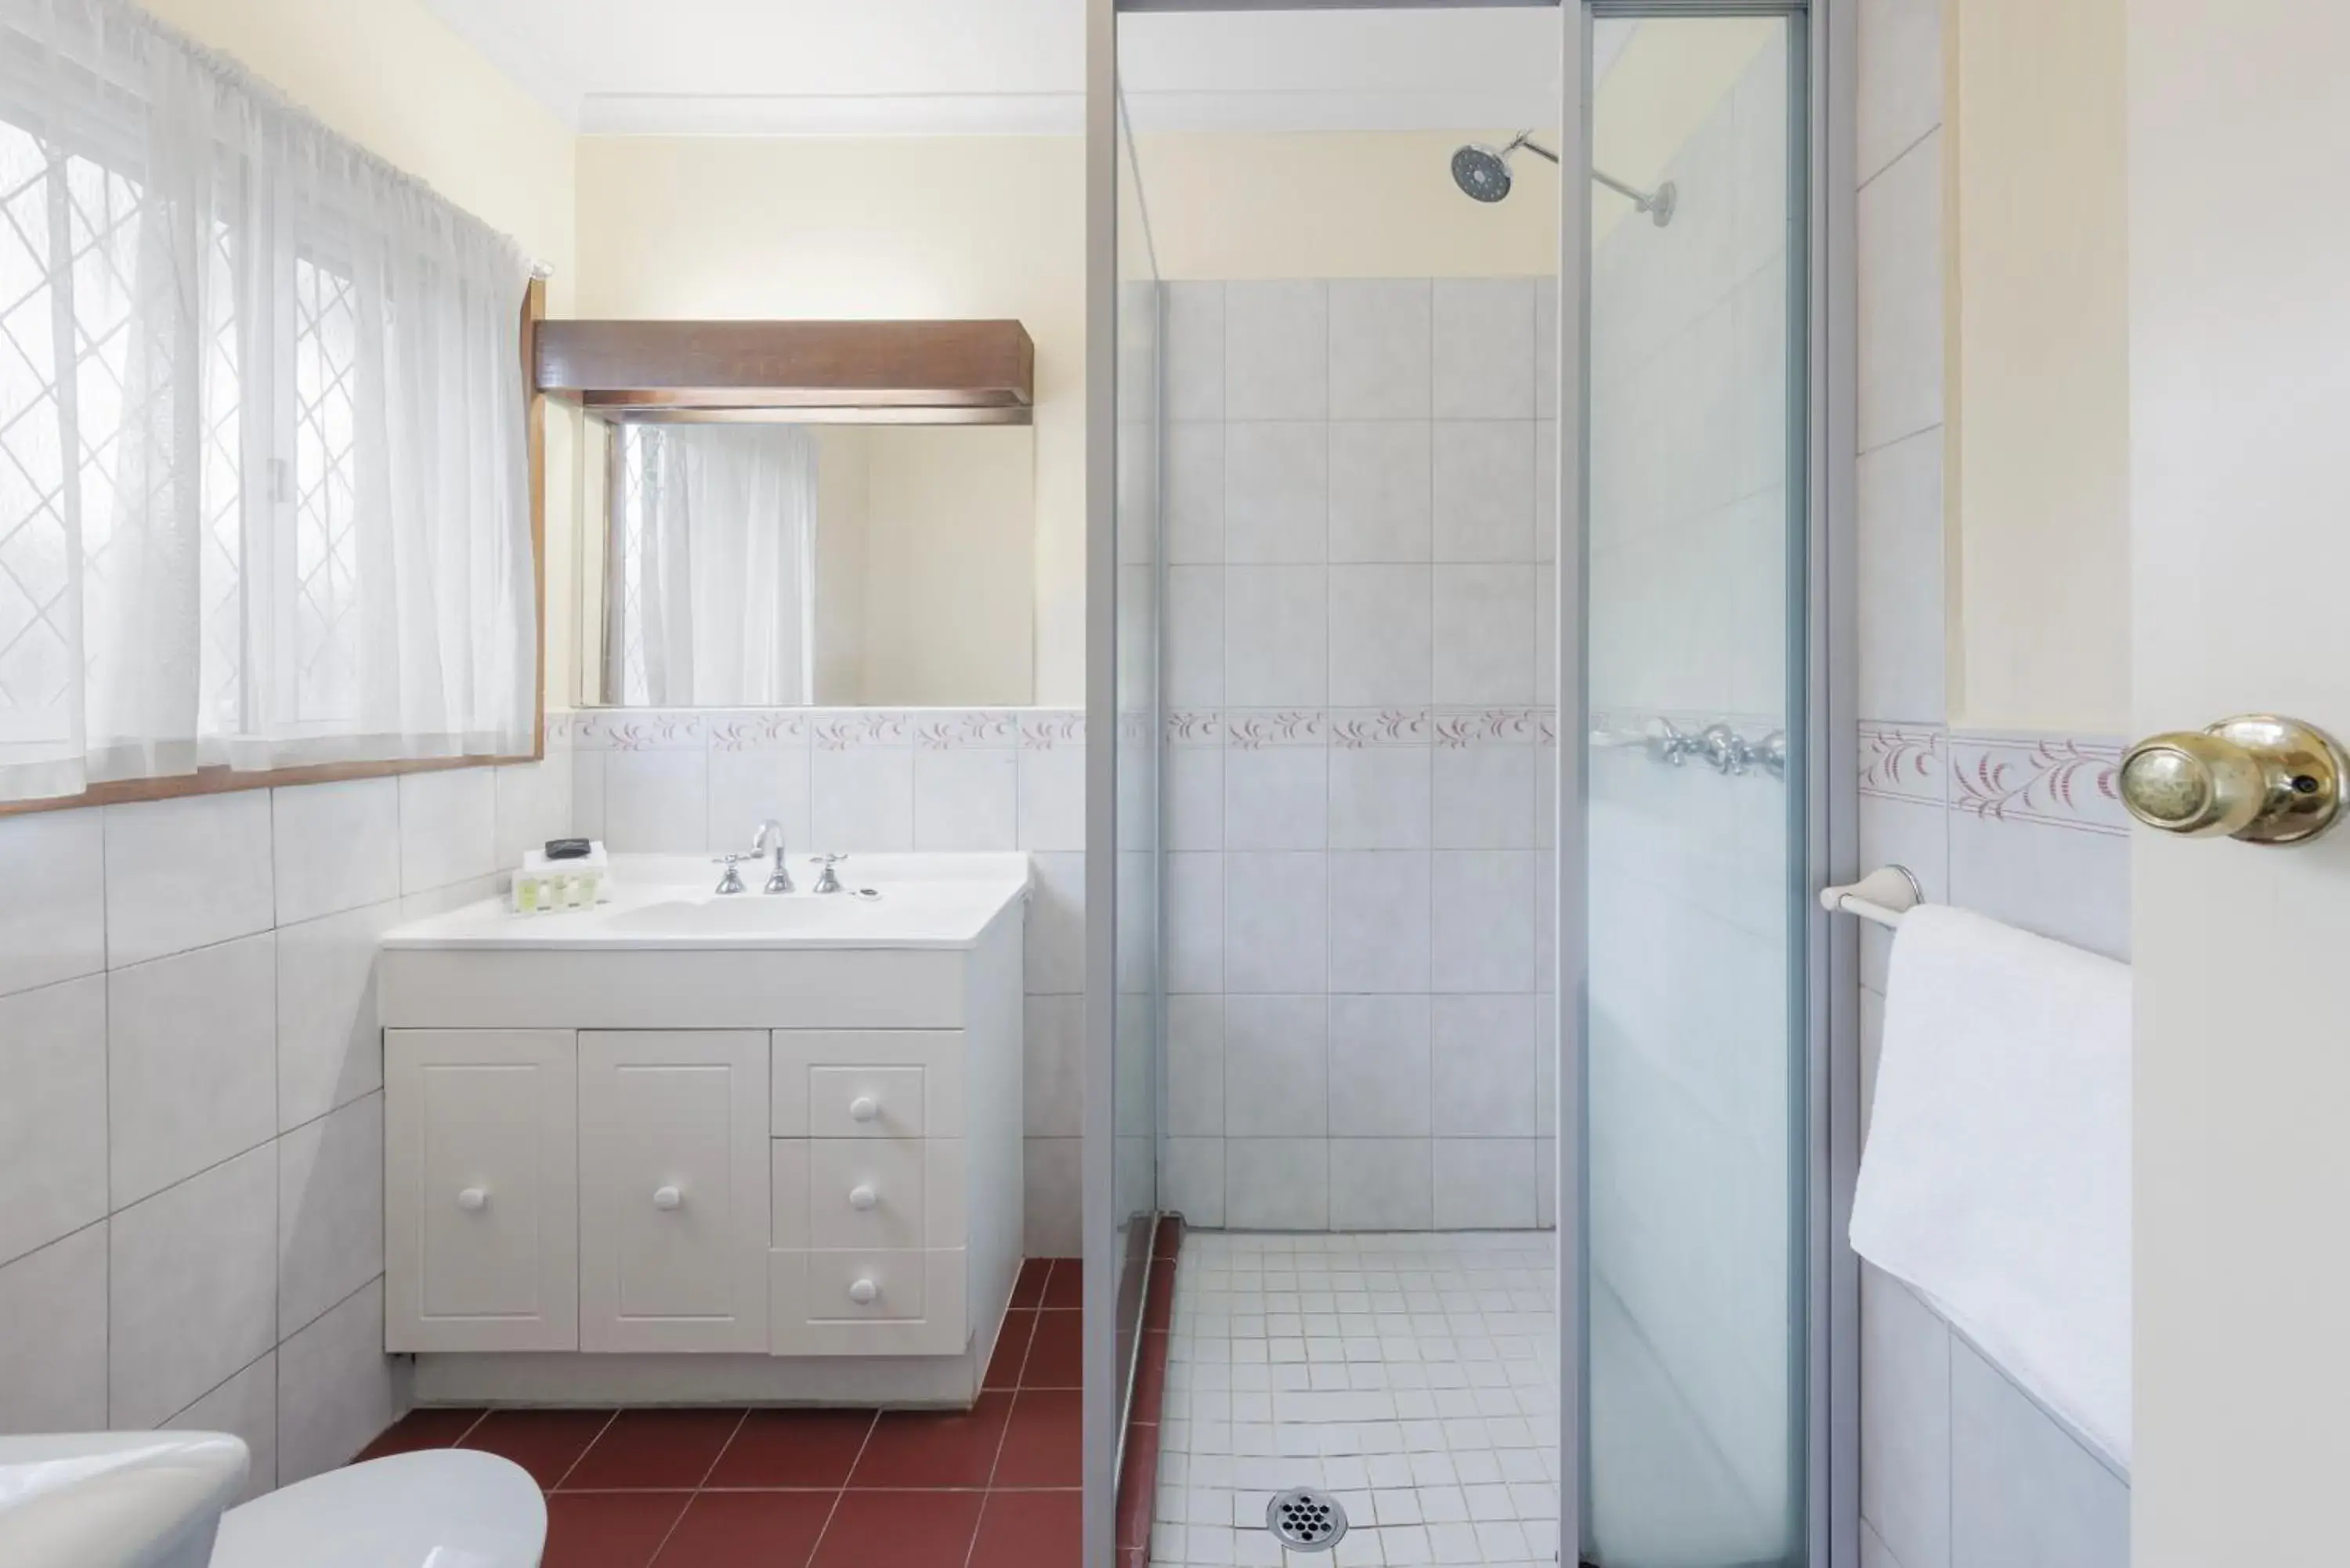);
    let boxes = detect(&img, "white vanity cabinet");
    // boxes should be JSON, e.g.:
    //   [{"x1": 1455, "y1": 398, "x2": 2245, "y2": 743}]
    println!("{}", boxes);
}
[{"x1": 378, "y1": 855, "x2": 1028, "y2": 1407}]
